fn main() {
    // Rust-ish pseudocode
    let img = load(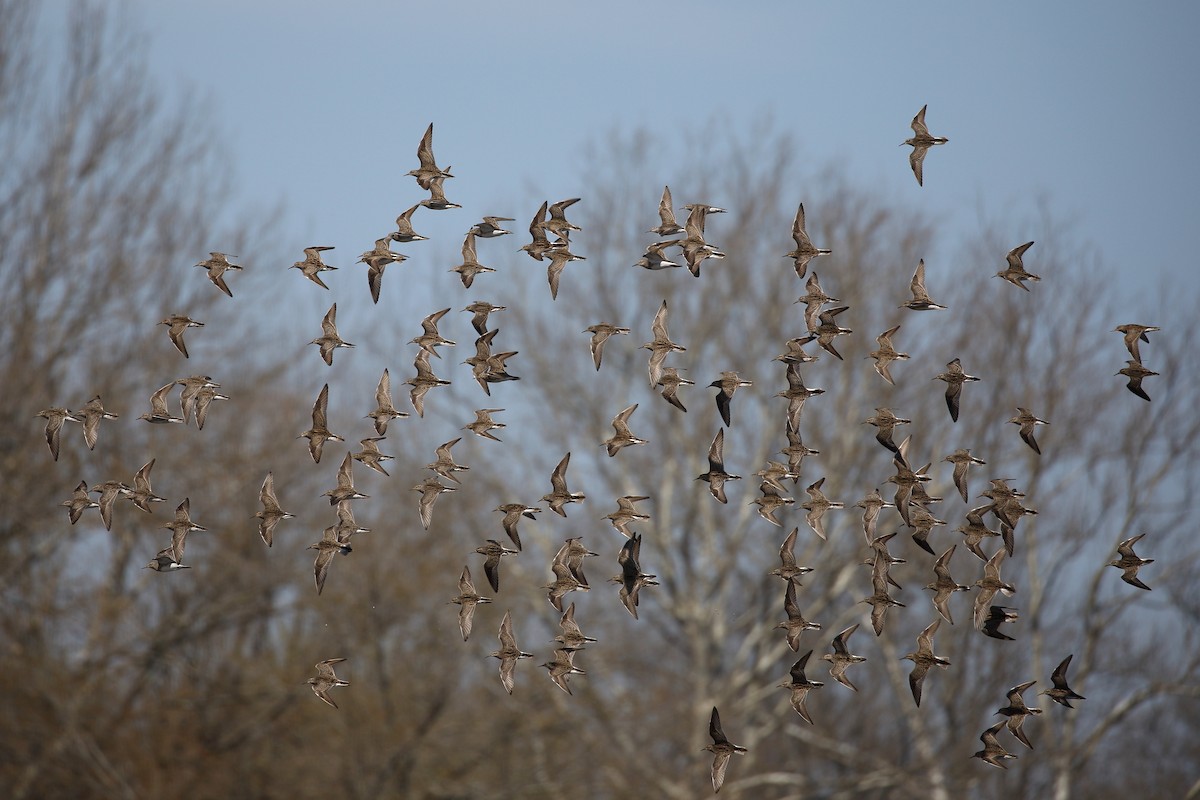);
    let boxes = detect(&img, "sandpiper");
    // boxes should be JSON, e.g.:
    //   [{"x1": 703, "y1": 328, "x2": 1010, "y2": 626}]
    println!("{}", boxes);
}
[
  {"x1": 867, "y1": 324, "x2": 908, "y2": 385},
  {"x1": 357, "y1": 237, "x2": 407, "y2": 304},
  {"x1": 542, "y1": 452, "x2": 586, "y2": 516},
  {"x1": 426, "y1": 437, "x2": 469, "y2": 483},
  {"x1": 543, "y1": 197, "x2": 582, "y2": 242},
  {"x1": 756, "y1": 461, "x2": 800, "y2": 495},
  {"x1": 995, "y1": 241, "x2": 1039, "y2": 289},
  {"x1": 469, "y1": 215, "x2": 514, "y2": 238},
  {"x1": 37, "y1": 407, "x2": 79, "y2": 460},
  {"x1": 450, "y1": 232, "x2": 495, "y2": 288},
  {"x1": 291, "y1": 246, "x2": 337, "y2": 290},
  {"x1": 604, "y1": 494, "x2": 651, "y2": 538},
  {"x1": 944, "y1": 448, "x2": 986, "y2": 502},
  {"x1": 643, "y1": 300, "x2": 687, "y2": 389},
  {"x1": 800, "y1": 477, "x2": 843, "y2": 541},
  {"x1": 710, "y1": 371, "x2": 752, "y2": 428},
  {"x1": 703, "y1": 707, "x2": 747, "y2": 794},
  {"x1": 813, "y1": 305, "x2": 853, "y2": 360},
  {"x1": 76, "y1": 395, "x2": 118, "y2": 450},
  {"x1": 308, "y1": 525, "x2": 351, "y2": 595},
  {"x1": 419, "y1": 176, "x2": 461, "y2": 210},
  {"x1": 981, "y1": 605, "x2": 1019, "y2": 640},
  {"x1": 781, "y1": 419, "x2": 820, "y2": 477},
  {"x1": 795, "y1": 271, "x2": 840, "y2": 332},
  {"x1": 177, "y1": 376, "x2": 219, "y2": 425},
  {"x1": 255, "y1": 471, "x2": 293, "y2": 547},
  {"x1": 464, "y1": 301, "x2": 506, "y2": 336},
  {"x1": 752, "y1": 483, "x2": 794, "y2": 527},
  {"x1": 864, "y1": 407, "x2": 910, "y2": 457},
  {"x1": 902, "y1": 259, "x2": 947, "y2": 310},
  {"x1": 62, "y1": 480, "x2": 99, "y2": 524},
  {"x1": 649, "y1": 186, "x2": 685, "y2": 236},
  {"x1": 410, "y1": 308, "x2": 455, "y2": 358},
  {"x1": 476, "y1": 539, "x2": 518, "y2": 593},
  {"x1": 195, "y1": 251, "x2": 242, "y2": 297},
  {"x1": 412, "y1": 476, "x2": 457, "y2": 530},
  {"x1": 333, "y1": 503, "x2": 370, "y2": 546},
  {"x1": 541, "y1": 647, "x2": 586, "y2": 695},
  {"x1": 546, "y1": 552, "x2": 589, "y2": 612},
  {"x1": 408, "y1": 122, "x2": 453, "y2": 189},
  {"x1": 366, "y1": 369, "x2": 407, "y2": 436},
  {"x1": 934, "y1": 358, "x2": 980, "y2": 423},
  {"x1": 902, "y1": 619, "x2": 950, "y2": 707},
  {"x1": 1040, "y1": 654, "x2": 1086, "y2": 708},
  {"x1": 855, "y1": 489, "x2": 893, "y2": 544},
  {"x1": 449, "y1": 565, "x2": 492, "y2": 642},
  {"x1": 90, "y1": 479, "x2": 131, "y2": 530},
  {"x1": 603, "y1": 403, "x2": 647, "y2": 457},
  {"x1": 769, "y1": 527, "x2": 813, "y2": 585},
  {"x1": 926, "y1": 545, "x2": 970, "y2": 624},
  {"x1": 491, "y1": 610, "x2": 534, "y2": 695},
  {"x1": 464, "y1": 407, "x2": 506, "y2": 442},
  {"x1": 1109, "y1": 533, "x2": 1153, "y2": 590},
  {"x1": 310, "y1": 303, "x2": 354, "y2": 366},
  {"x1": 160, "y1": 314, "x2": 204, "y2": 358},
  {"x1": 555, "y1": 602, "x2": 598, "y2": 651},
  {"x1": 973, "y1": 549, "x2": 1016, "y2": 628},
  {"x1": 697, "y1": 429, "x2": 741, "y2": 504},
  {"x1": 324, "y1": 452, "x2": 369, "y2": 507},
  {"x1": 494, "y1": 502, "x2": 539, "y2": 550},
  {"x1": 862, "y1": 570, "x2": 906, "y2": 636},
  {"x1": 902, "y1": 104, "x2": 949, "y2": 187},
  {"x1": 145, "y1": 547, "x2": 190, "y2": 573},
  {"x1": 405, "y1": 350, "x2": 451, "y2": 417},
  {"x1": 973, "y1": 721, "x2": 1017, "y2": 769},
  {"x1": 823, "y1": 623, "x2": 867, "y2": 691},
  {"x1": 192, "y1": 385, "x2": 229, "y2": 431},
  {"x1": 778, "y1": 650, "x2": 824, "y2": 725},
  {"x1": 778, "y1": 579, "x2": 821, "y2": 651},
  {"x1": 613, "y1": 533, "x2": 656, "y2": 618},
  {"x1": 306, "y1": 658, "x2": 349, "y2": 709},
  {"x1": 127, "y1": 458, "x2": 167, "y2": 513},
  {"x1": 1117, "y1": 360, "x2": 1158, "y2": 402},
  {"x1": 907, "y1": 503, "x2": 947, "y2": 555},
  {"x1": 1114, "y1": 323, "x2": 1160, "y2": 363},
  {"x1": 299, "y1": 383, "x2": 343, "y2": 464},
  {"x1": 774, "y1": 334, "x2": 820, "y2": 366},
  {"x1": 584, "y1": 323, "x2": 630, "y2": 371},
  {"x1": 784, "y1": 202, "x2": 831, "y2": 278},
  {"x1": 867, "y1": 532, "x2": 906, "y2": 591},
  {"x1": 545, "y1": 243, "x2": 586, "y2": 300},
  {"x1": 634, "y1": 239, "x2": 683, "y2": 270},
  {"x1": 392, "y1": 204, "x2": 429, "y2": 243},
  {"x1": 1009, "y1": 407, "x2": 1048, "y2": 454},
  {"x1": 519, "y1": 201, "x2": 552, "y2": 261},
  {"x1": 163, "y1": 497, "x2": 206, "y2": 563},
  {"x1": 556, "y1": 536, "x2": 597, "y2": 587},
  {"x1": 656, "y1": 366, "x2": 694, "y2": 413},
  {"x1": 995, "y1": 680, "x2": 1042, "y2": 749}
]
